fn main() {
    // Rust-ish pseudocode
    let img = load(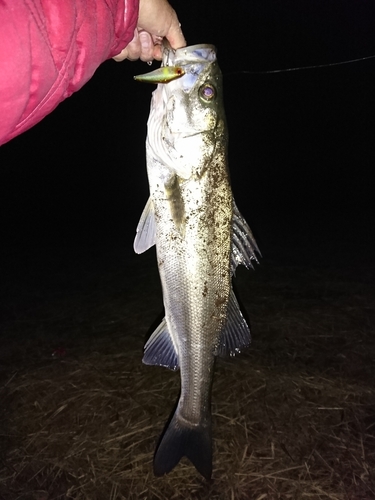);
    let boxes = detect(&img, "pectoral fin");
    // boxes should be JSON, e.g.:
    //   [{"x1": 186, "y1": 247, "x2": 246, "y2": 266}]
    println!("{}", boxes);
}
[
  {"x1": 215, "y1": 289, "x2": 251, "y2": 357},
  {"x1": 231, "y1": 202, "x2": 261, "y2": 274},
  {"x1": 134, "y1": 197, "x2": 156, "y2": 254},
  {"x1": 143, "y1": 318, "x2": 179, "y2": 371}
]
